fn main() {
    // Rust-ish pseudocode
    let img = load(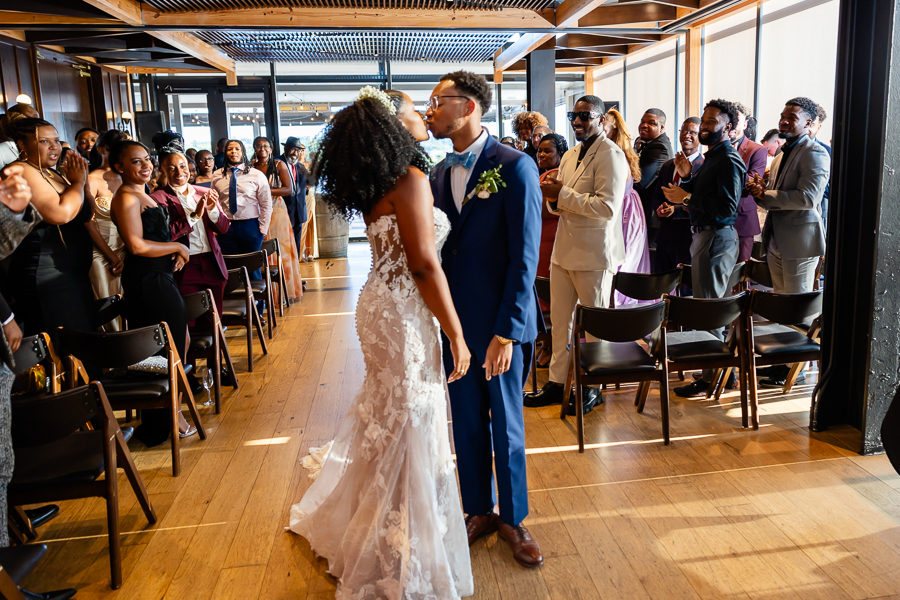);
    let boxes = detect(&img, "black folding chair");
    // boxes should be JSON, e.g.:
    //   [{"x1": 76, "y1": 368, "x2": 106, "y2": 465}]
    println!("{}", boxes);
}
[
  {"x1": 183, "y1": 289, "x2": 238, "y2": 414},
  {"x1": 221, "y1": 266, "x2": 269, "y2": 372},
  {"x1": 262, "y1": 237, "x2": 291, "y2": 315},
  {"x1": 530, "y1": 276, "x2": 552, "y2": 393},
  {"x1": 609, "y1": 267, "x2": 683, "y2": 306},
  {"x1": 562, "y1": 301, "x2": 669, "y2": 451},
  {"x1": 224, "y1": 250, "x2": 275, "y2": 339}
]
